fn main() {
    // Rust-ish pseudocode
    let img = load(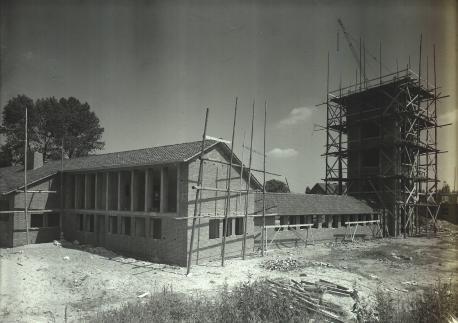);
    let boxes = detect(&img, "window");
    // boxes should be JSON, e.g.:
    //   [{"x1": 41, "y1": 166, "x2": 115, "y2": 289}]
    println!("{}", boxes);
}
[
  {"x1": 223, "y1": 218, "x2": 232, "y2": 237},
  {"x1": 30, "y1": 214, "x2": 44, "y2": 228},
  {"x1": 86, "y1": 214, "x2": 95, "y2": 232},
  {"x1": 109, "y1": 216, "x2": 118, "y2": 234},
  {"x1": 235, "y1": 218, "x2": 244, "y2": 235},
  {"x1": 150, "y1": 218, "x2": 162, "y2": 239},
  {"x1": 47, "y1": 213, "x2": 59, "y2": 227},
  {"x1": 135, "y1": 217, "x2": 146, "y2": 237},
  {"x1": 209, "y1": 219, "x2": 220, "y2": 239},
  {"x1": 122, "y1": 217, "x2": 131, "y2": 235},
  {"x1": 78, "y1": 214, "x2": 84, "y2": 231}
]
